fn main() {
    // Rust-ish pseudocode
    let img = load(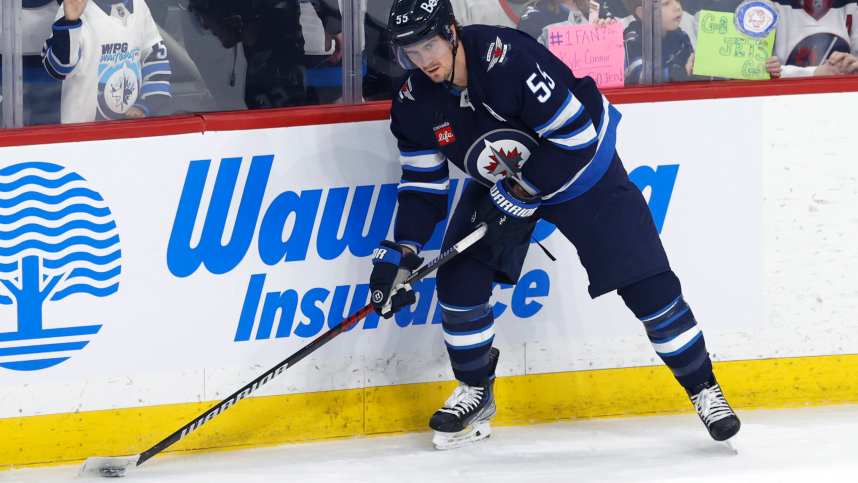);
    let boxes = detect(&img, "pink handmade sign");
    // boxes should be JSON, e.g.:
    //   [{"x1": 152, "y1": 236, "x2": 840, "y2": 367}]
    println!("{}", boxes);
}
[{"x1": 546, "y1": 22, "x2": 625, "y2": 88}]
